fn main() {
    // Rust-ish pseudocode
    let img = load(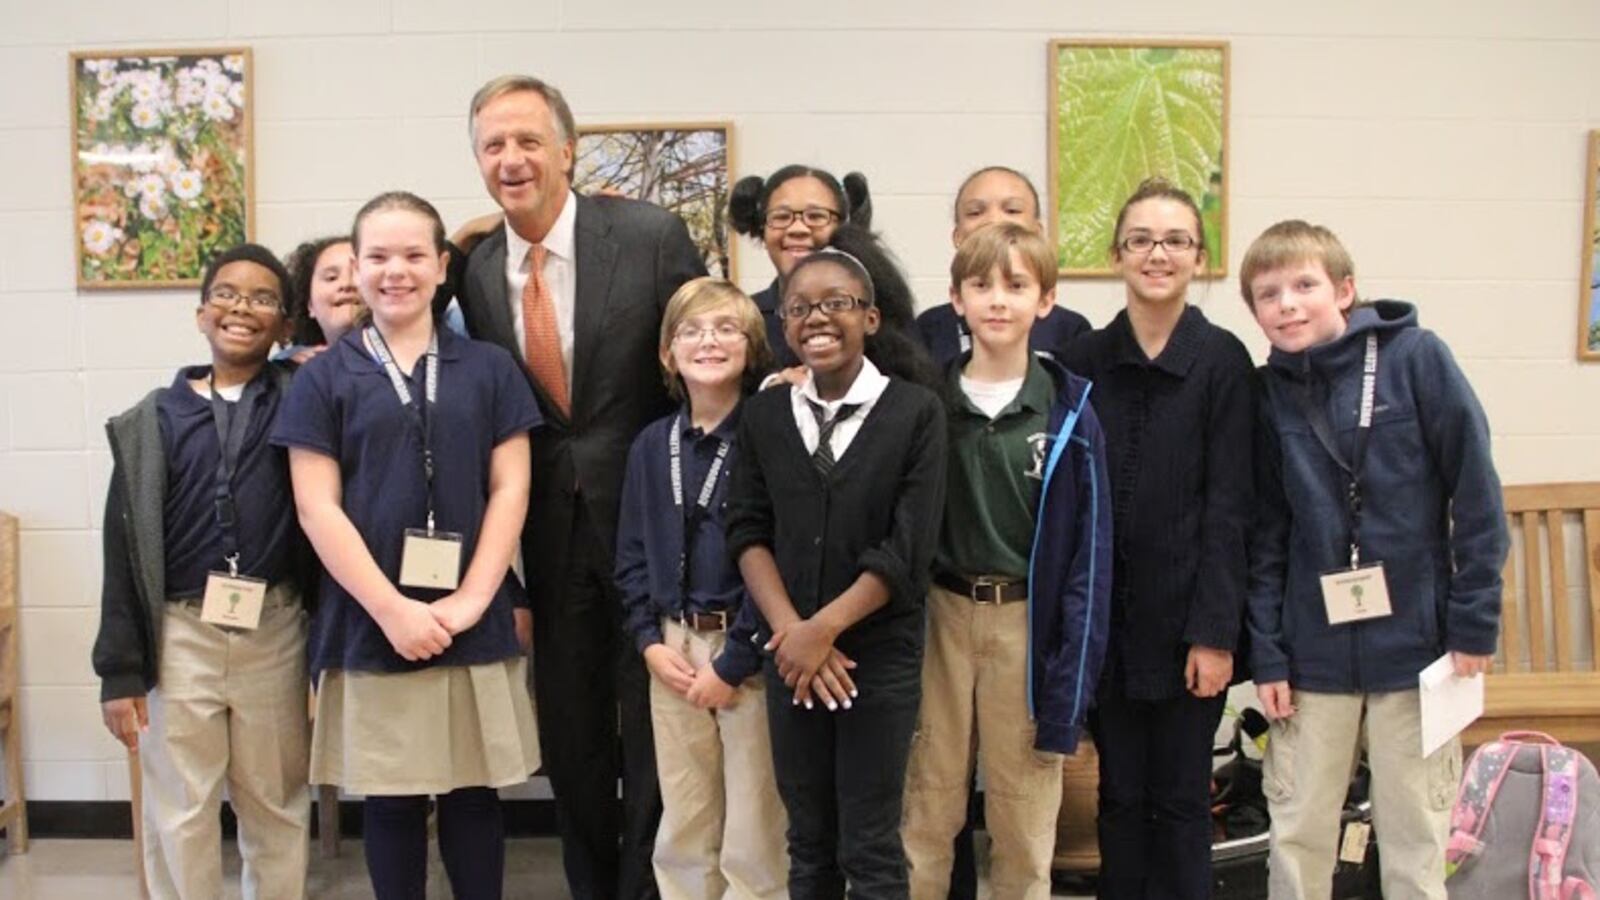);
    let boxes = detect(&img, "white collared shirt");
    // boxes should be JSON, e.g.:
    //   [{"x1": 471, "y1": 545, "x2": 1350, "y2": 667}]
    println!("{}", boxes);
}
[
  {"x1": 503, "y1": 190, "x2": 579, "y2": 378},
  {"x1": 789, "y1": 357, "x2": 891, "y2": 459}
]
